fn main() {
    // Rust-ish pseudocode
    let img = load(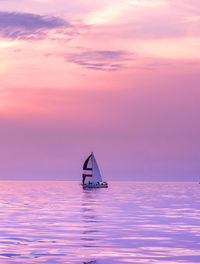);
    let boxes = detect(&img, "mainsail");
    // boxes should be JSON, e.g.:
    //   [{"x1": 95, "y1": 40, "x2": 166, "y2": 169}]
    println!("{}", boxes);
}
[{"x1": 82, "y1": 153, "x2": 102, "y2": 184}]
